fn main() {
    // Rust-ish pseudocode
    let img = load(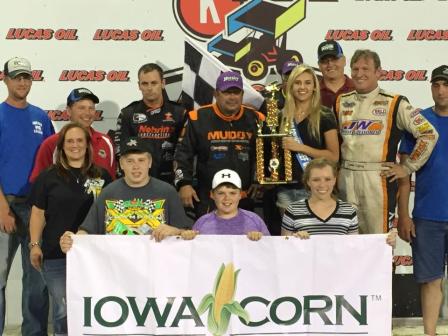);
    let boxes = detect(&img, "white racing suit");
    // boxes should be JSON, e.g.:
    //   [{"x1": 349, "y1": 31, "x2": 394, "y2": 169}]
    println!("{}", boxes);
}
[{"x1": 336, "y1": 87, "x2": 438, "y2": 233}]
